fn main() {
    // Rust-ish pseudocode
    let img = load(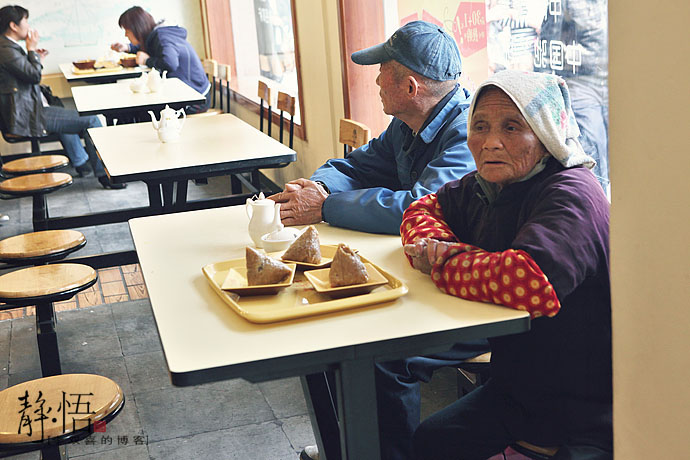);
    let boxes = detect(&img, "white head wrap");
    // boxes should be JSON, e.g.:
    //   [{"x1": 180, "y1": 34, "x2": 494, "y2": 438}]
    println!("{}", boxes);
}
[{"x1": 468, "y1": 70, "x2": 595, "y2": 169}]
